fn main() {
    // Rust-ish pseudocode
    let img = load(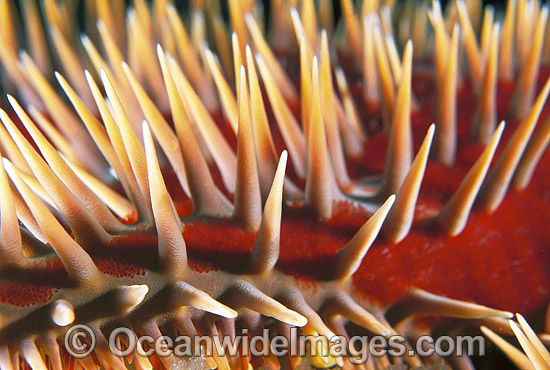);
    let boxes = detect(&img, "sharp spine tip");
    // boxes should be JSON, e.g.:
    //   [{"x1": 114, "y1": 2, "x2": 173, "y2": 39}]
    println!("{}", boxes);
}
[
  {"x1": 383, "y1": 124, "x2": 435, "y2": 244},
  {"x1": 250, "y1": 150, "x2": 287, "y2": 274},
  {"x1": 437, "y1": 121, "x2": 505, "y2": 236},
  {"x1": 334, "y1": 194, "x2": 395, "y2": 280}
]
